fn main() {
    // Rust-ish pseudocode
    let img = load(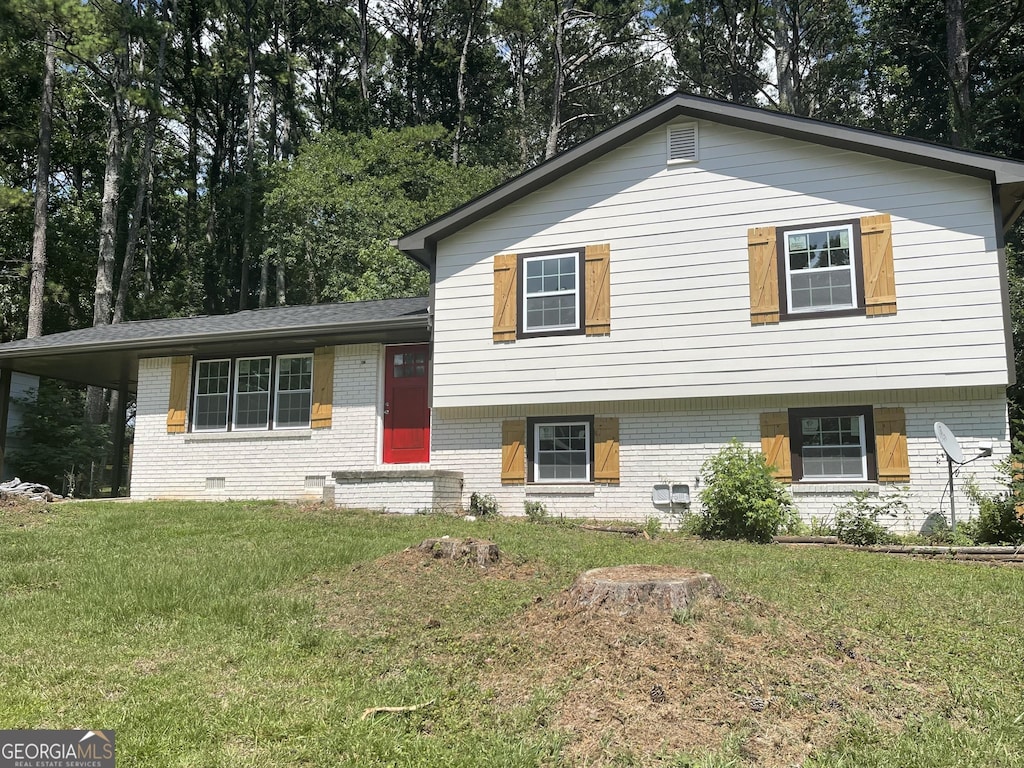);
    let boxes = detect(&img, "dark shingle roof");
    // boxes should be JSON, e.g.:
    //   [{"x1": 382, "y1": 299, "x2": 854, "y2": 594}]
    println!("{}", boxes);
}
[{"x1": 0, "y1": 297, "x2": 430, "y2": 390}]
